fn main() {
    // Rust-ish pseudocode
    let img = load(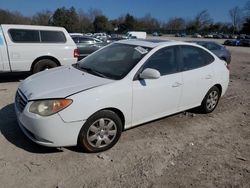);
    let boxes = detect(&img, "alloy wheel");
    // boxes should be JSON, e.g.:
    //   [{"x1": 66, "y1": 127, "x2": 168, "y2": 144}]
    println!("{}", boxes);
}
[{"x1": 87, "y1": 118, "x2": 117, "y2": 148}]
